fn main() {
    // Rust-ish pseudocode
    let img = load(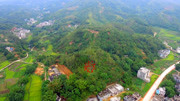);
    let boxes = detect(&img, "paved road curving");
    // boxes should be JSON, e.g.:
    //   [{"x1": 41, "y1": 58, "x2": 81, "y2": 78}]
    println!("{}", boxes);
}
[
  {"x1": 143, "y1": 61, "x2": 180, "y2": 101},
  {"x1": 0, "y1": 53, "x2": 30, "y2": 72}
]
